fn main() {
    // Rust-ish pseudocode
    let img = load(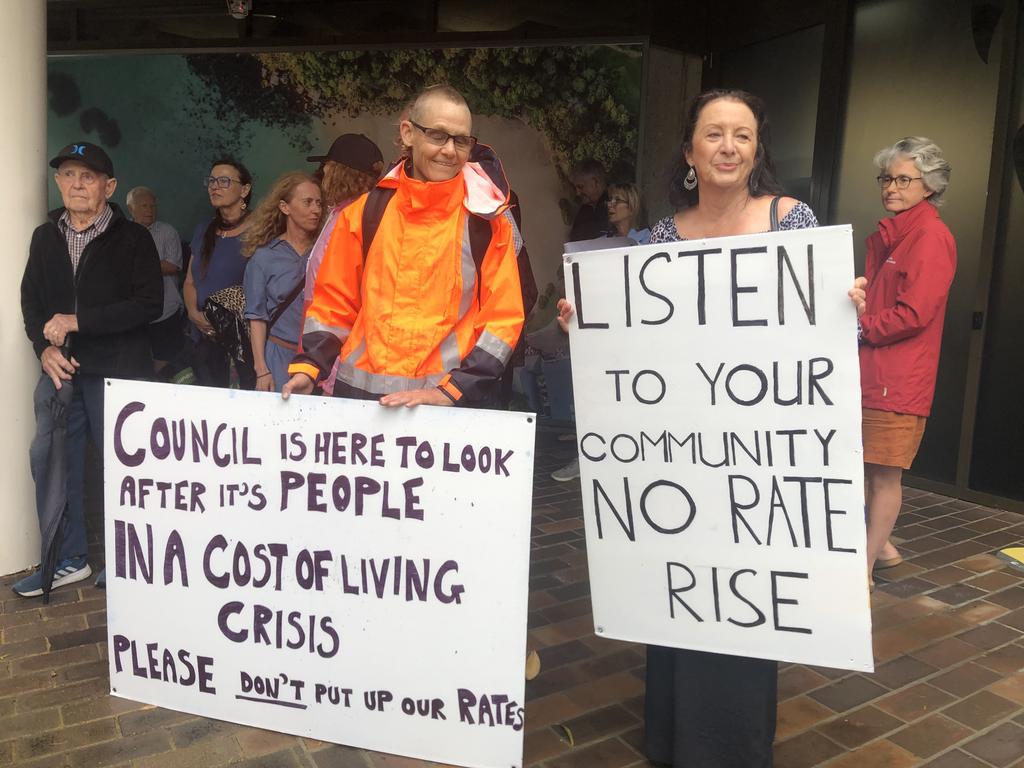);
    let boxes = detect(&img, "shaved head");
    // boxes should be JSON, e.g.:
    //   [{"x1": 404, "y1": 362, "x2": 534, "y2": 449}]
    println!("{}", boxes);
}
[{"x1": 409, "y1": 85, "x2": 472, "y2": 133}]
